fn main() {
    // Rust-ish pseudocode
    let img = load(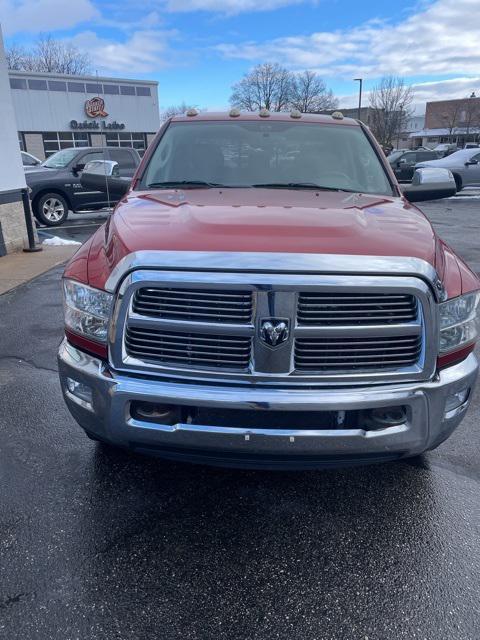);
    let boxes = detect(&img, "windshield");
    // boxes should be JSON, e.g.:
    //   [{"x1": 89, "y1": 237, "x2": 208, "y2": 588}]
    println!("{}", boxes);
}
[
  {"x1": 42, "y1": 148, "x2": 79, "y2": 168},
  {"x1": 141, "y1": 120, "x2": 394, "y2": 196}
]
